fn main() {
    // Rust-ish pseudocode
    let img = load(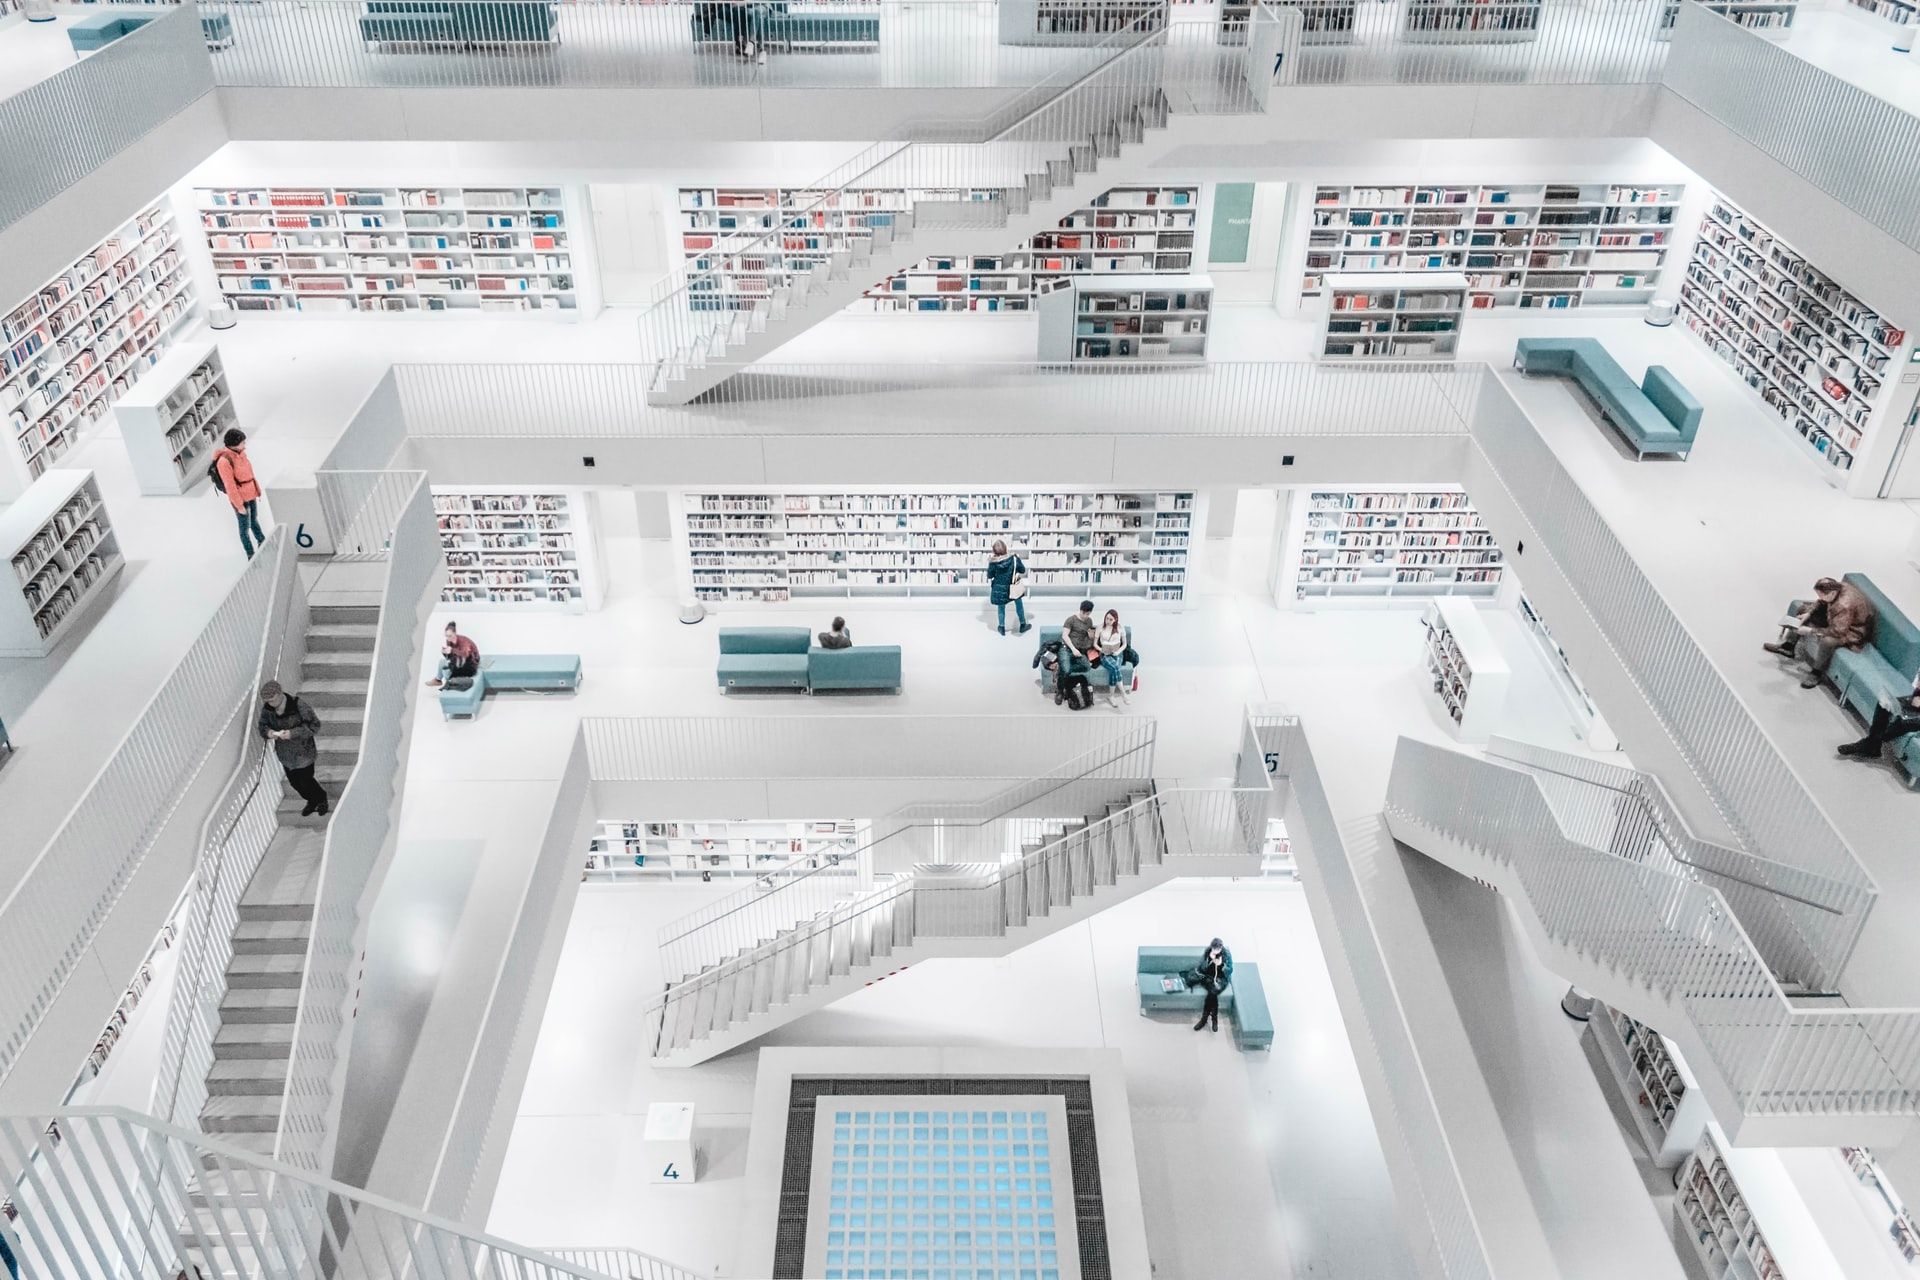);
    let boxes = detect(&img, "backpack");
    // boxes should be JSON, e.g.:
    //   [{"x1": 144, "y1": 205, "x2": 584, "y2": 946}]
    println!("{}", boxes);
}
[{"x1": 208, "y1": 452, "x2": 228, "y2": 493}]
